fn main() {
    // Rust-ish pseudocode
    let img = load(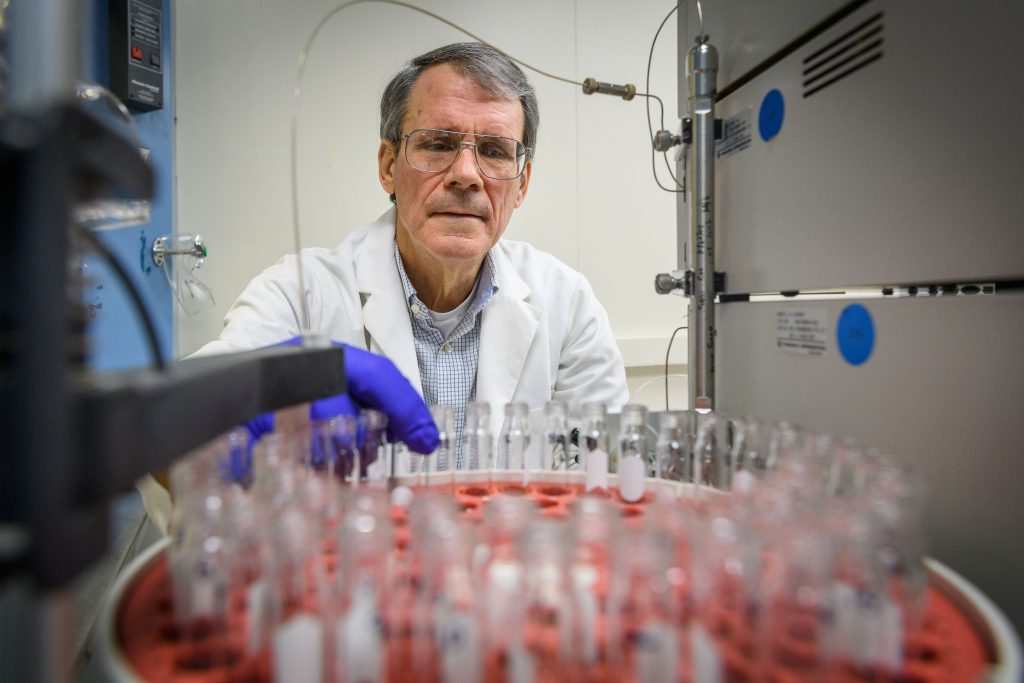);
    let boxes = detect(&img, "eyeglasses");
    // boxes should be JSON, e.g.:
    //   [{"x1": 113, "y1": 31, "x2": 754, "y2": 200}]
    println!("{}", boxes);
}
[{"x1": 400, "y1": 128, "x2": 529, "y2": 180}]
